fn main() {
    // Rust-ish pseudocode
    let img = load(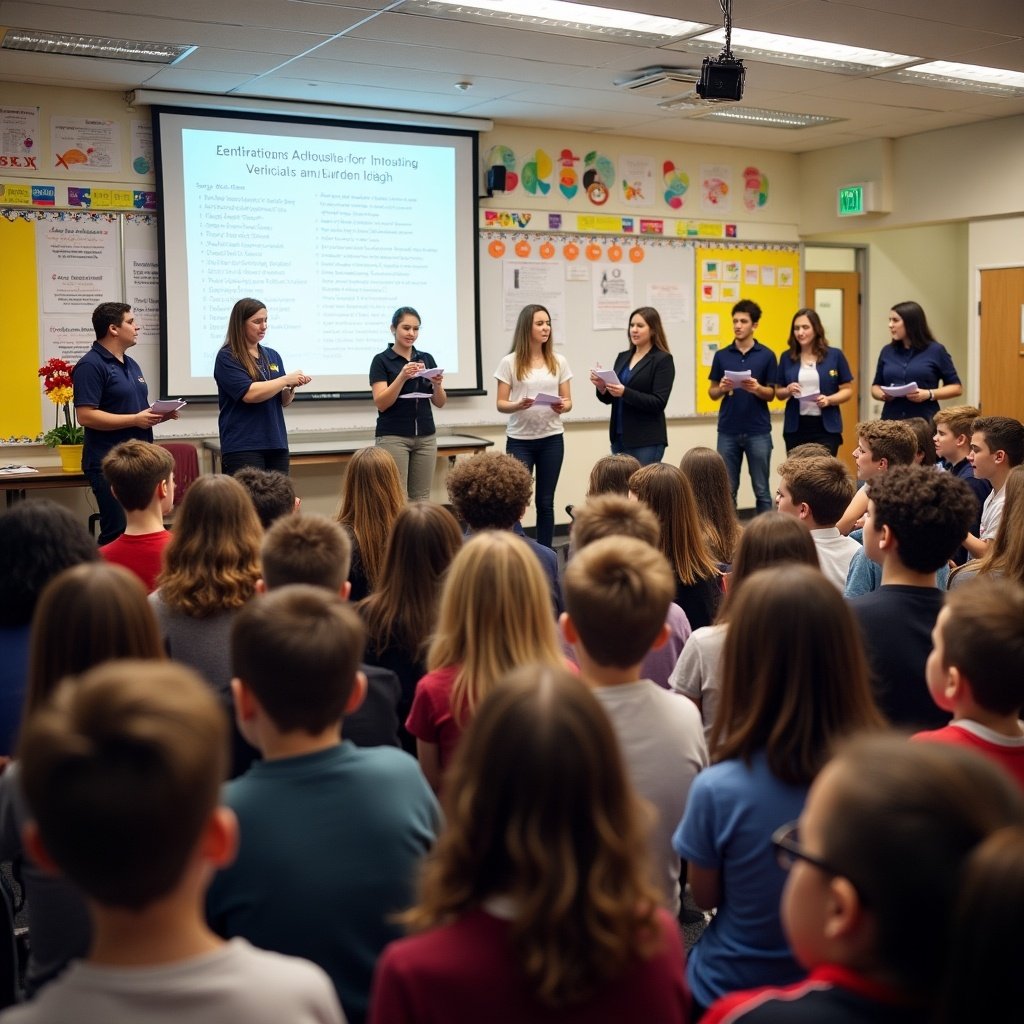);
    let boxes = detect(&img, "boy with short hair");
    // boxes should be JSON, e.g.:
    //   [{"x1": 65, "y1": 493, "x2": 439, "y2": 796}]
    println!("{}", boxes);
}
[
  {"x1": 837, "y1": 419, "x2": 917, "y2": 536},
  {"x1": 4, "y1": 660, "x2": 343, "y2": 1024},
  {"x1": 562, "y1": 536, "x2": 707, "y2": 915},
  {"x1": 207, "y1": 586, "x2": 438, "y2": 1024},
  {"x1": 234, "y1": 467, "x2": 298, "y2": 530},
  {"x1": 849, "y1": 465, "x2": 977, "y2": 729},
  {"x1": 933, "y1": 405, "x2": 990, "y2": 564},
  {"x1": 775, "y1": 455, "x2": 858, "y2": 591},
  {"x1": 963, "y1": 415, "x2": 1024, "y2": 559},
  {"x1": 99, "y1": 439, "x2": 174, "y2": 592},
  {"x1": 915, "y1": 578, "x2": 1024, "y2": 788}
]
